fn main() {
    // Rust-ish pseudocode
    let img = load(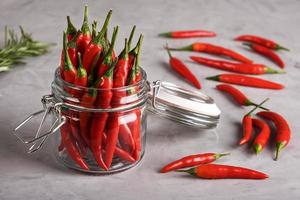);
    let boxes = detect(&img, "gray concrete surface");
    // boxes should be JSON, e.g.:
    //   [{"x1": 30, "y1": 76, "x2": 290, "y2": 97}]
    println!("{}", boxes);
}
[{"x1": 0, "y1": 0, "x2": 300, "y2": 199}]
